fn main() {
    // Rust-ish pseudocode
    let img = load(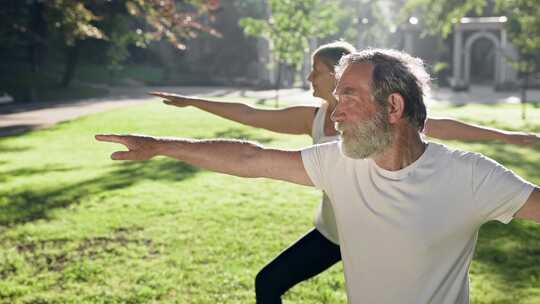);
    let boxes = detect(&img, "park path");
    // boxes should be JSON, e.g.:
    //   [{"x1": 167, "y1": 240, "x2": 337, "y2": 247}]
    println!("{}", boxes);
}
[{"x1": 1, "y1": 85, "x2": 539, "y2": 137}]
